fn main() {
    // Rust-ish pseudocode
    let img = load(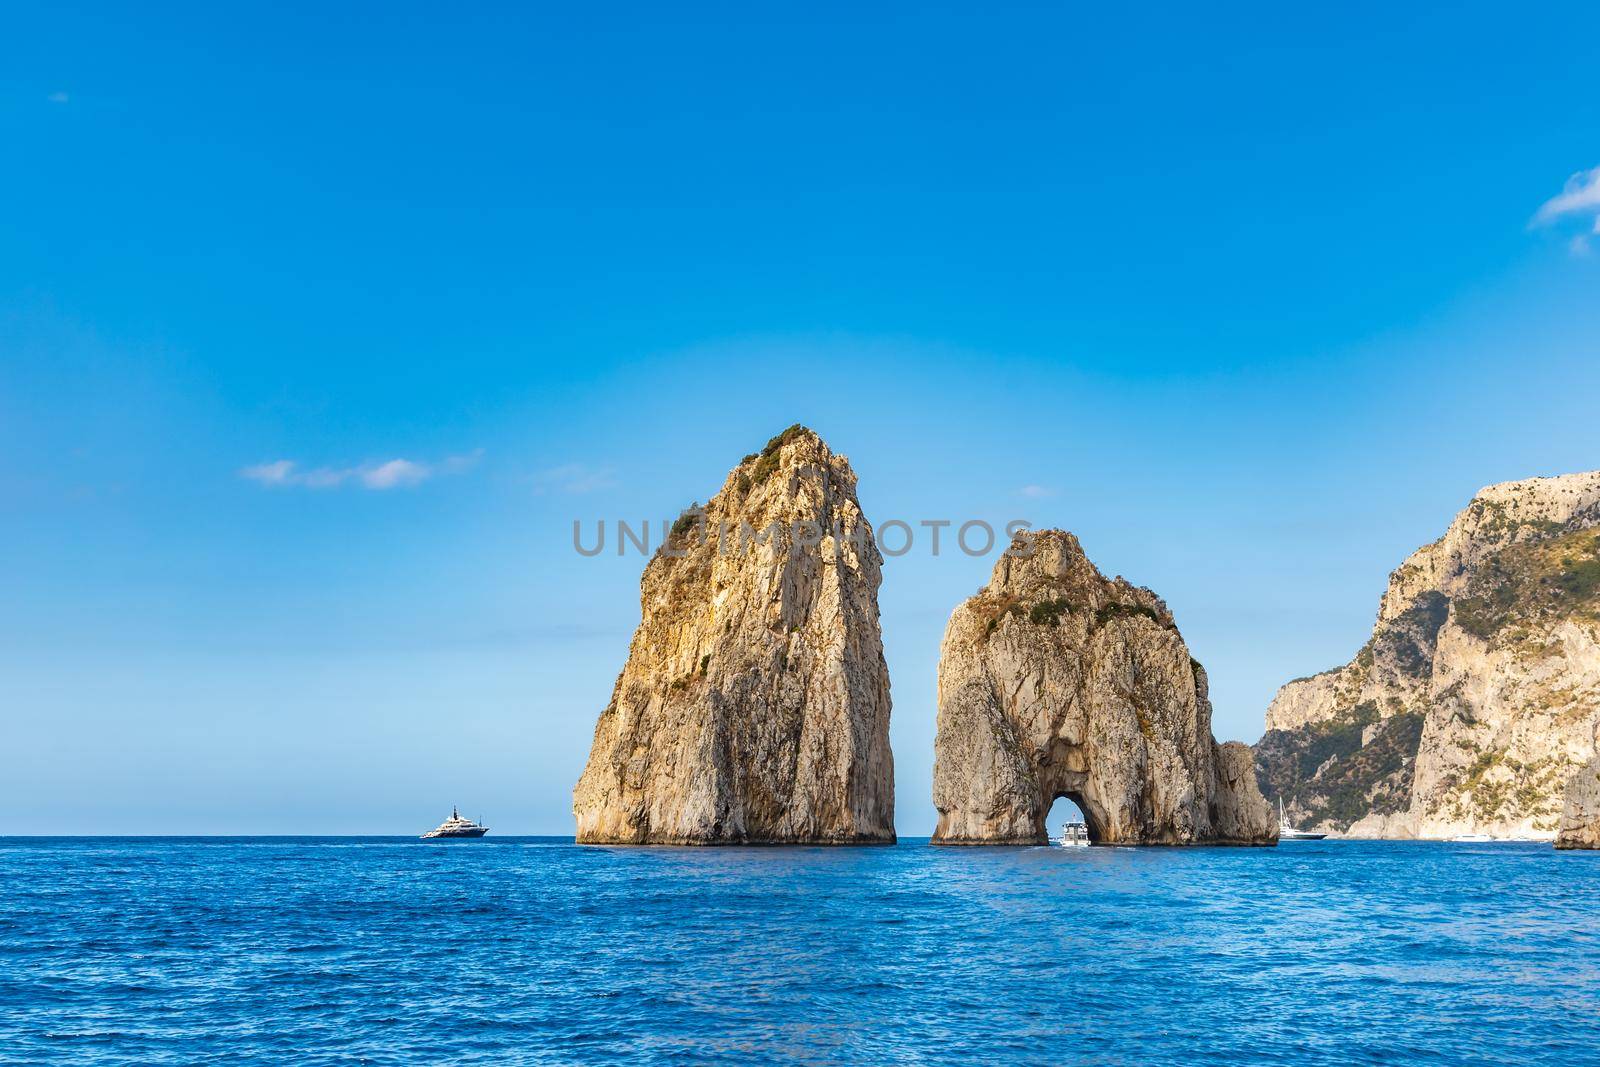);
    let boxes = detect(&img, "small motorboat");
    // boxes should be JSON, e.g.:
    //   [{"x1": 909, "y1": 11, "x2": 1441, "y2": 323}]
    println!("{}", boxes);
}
[
  {"x1": 1450, "y1": 834, "x2": 1495, "y2": 843},
  {"x1": 1278, "y1": 798, "x2": 1327, "y2": 841},
  {"x1": 1056, "y1": 821, "x2": 1090, "y2": 847}
]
